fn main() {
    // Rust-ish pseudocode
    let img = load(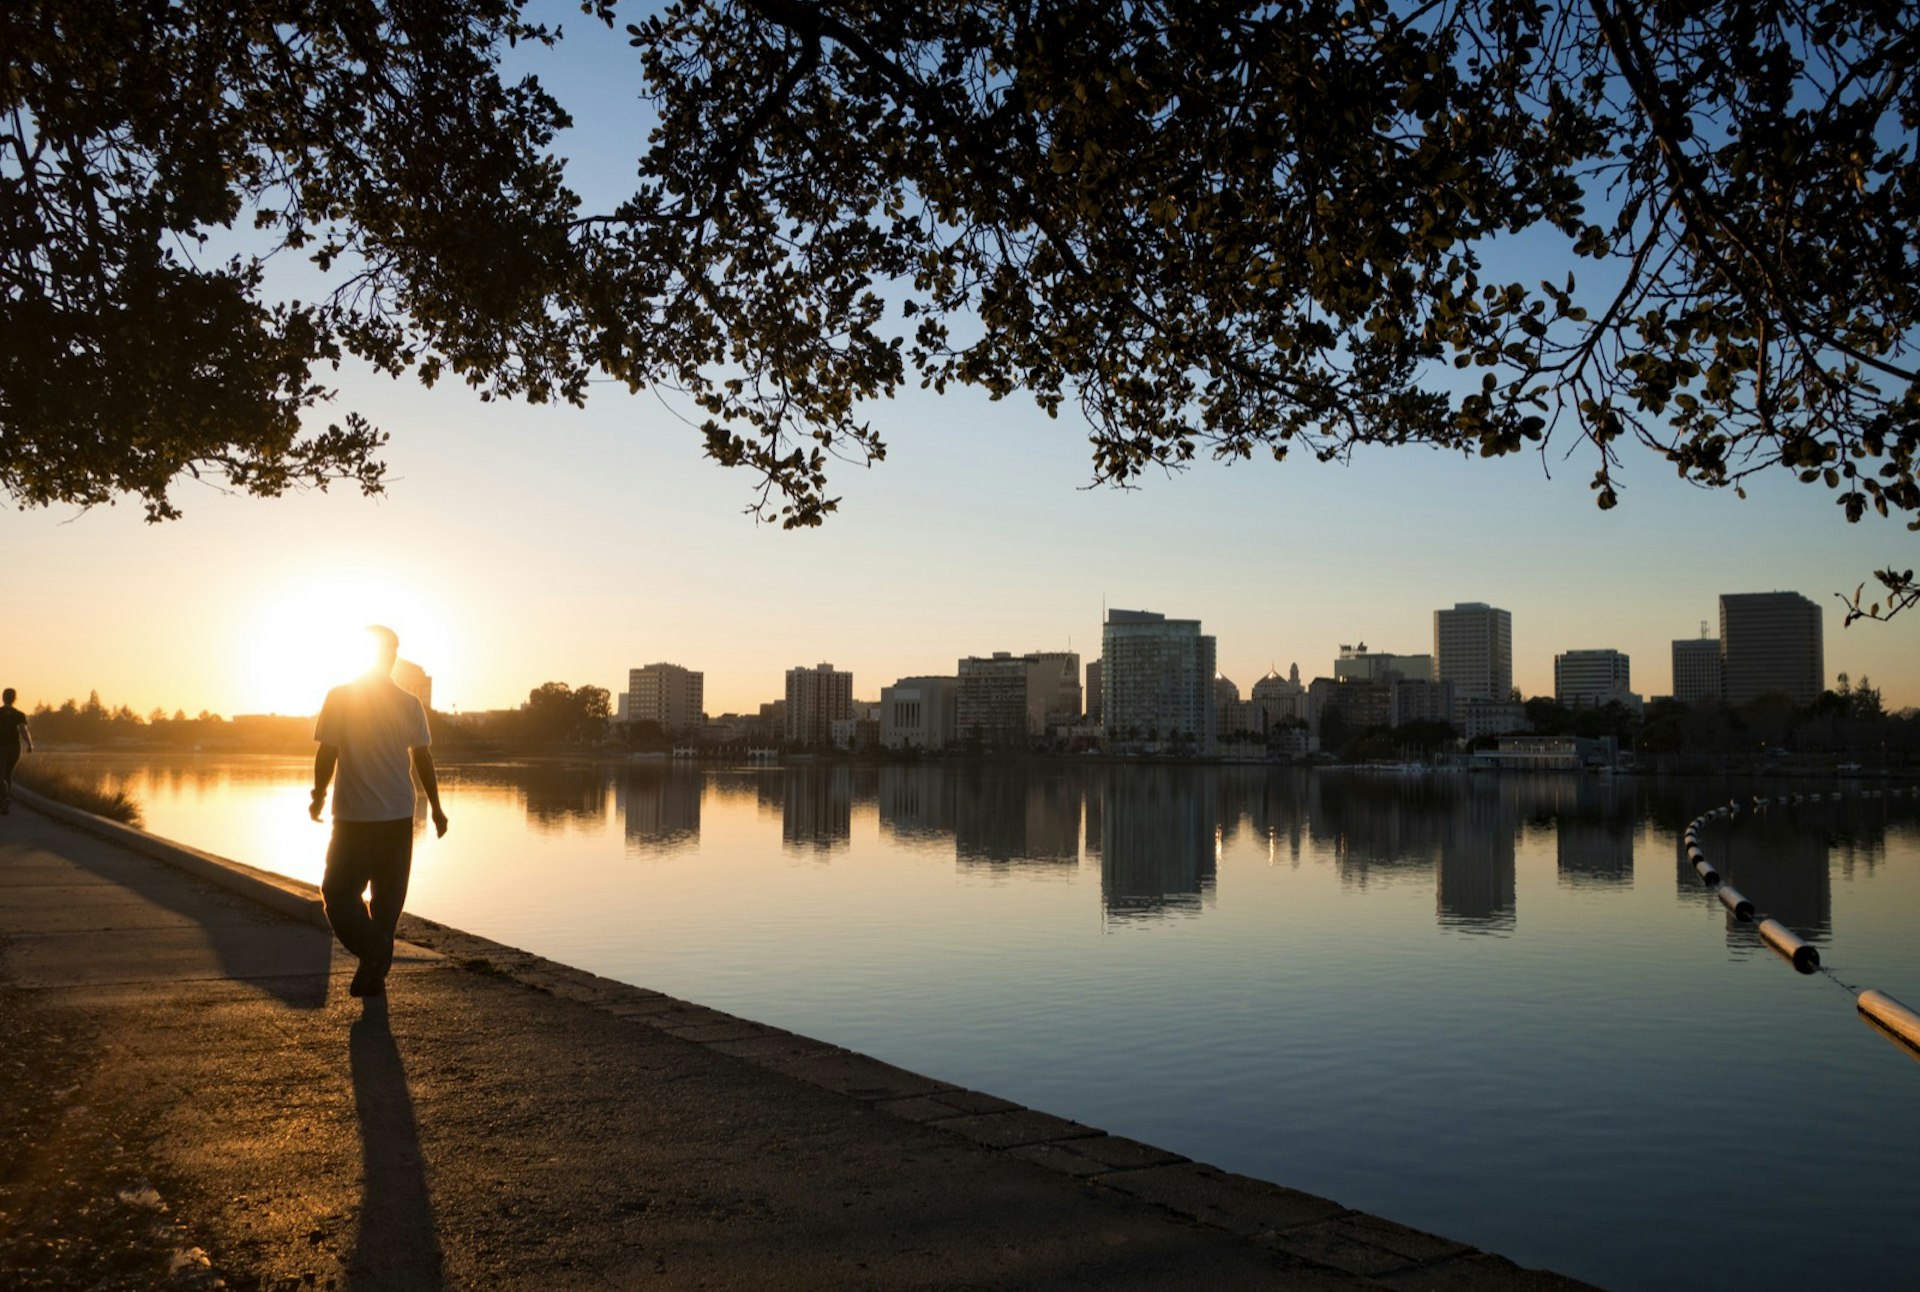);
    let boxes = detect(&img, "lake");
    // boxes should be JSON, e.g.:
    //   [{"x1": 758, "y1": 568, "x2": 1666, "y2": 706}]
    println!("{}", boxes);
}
[{"x1": 32, "y1": 754, "x2": 1920, "y2": 1290}]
